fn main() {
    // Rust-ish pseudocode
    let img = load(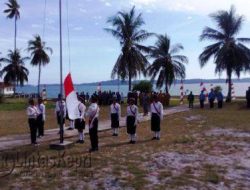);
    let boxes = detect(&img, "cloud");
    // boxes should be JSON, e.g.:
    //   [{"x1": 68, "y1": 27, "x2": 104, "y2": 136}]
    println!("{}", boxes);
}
[{"x1": 129, "y1": 0, "x2": 250, "y2": 19}]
